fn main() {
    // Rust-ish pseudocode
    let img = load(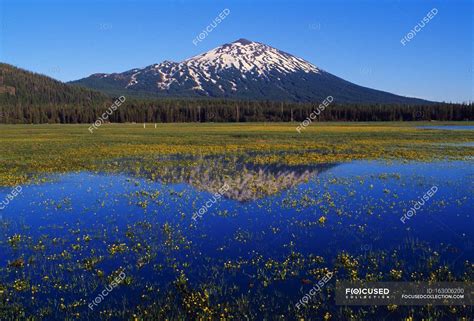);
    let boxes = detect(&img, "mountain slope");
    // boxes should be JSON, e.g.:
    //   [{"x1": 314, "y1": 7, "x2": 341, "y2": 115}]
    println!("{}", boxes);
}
[
  {"x1": 0, "y1": 63, "x2": 108, "y2": 106},
  {"x1": 70, "y1": 39, "x2": 431, "y2": 104}
]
